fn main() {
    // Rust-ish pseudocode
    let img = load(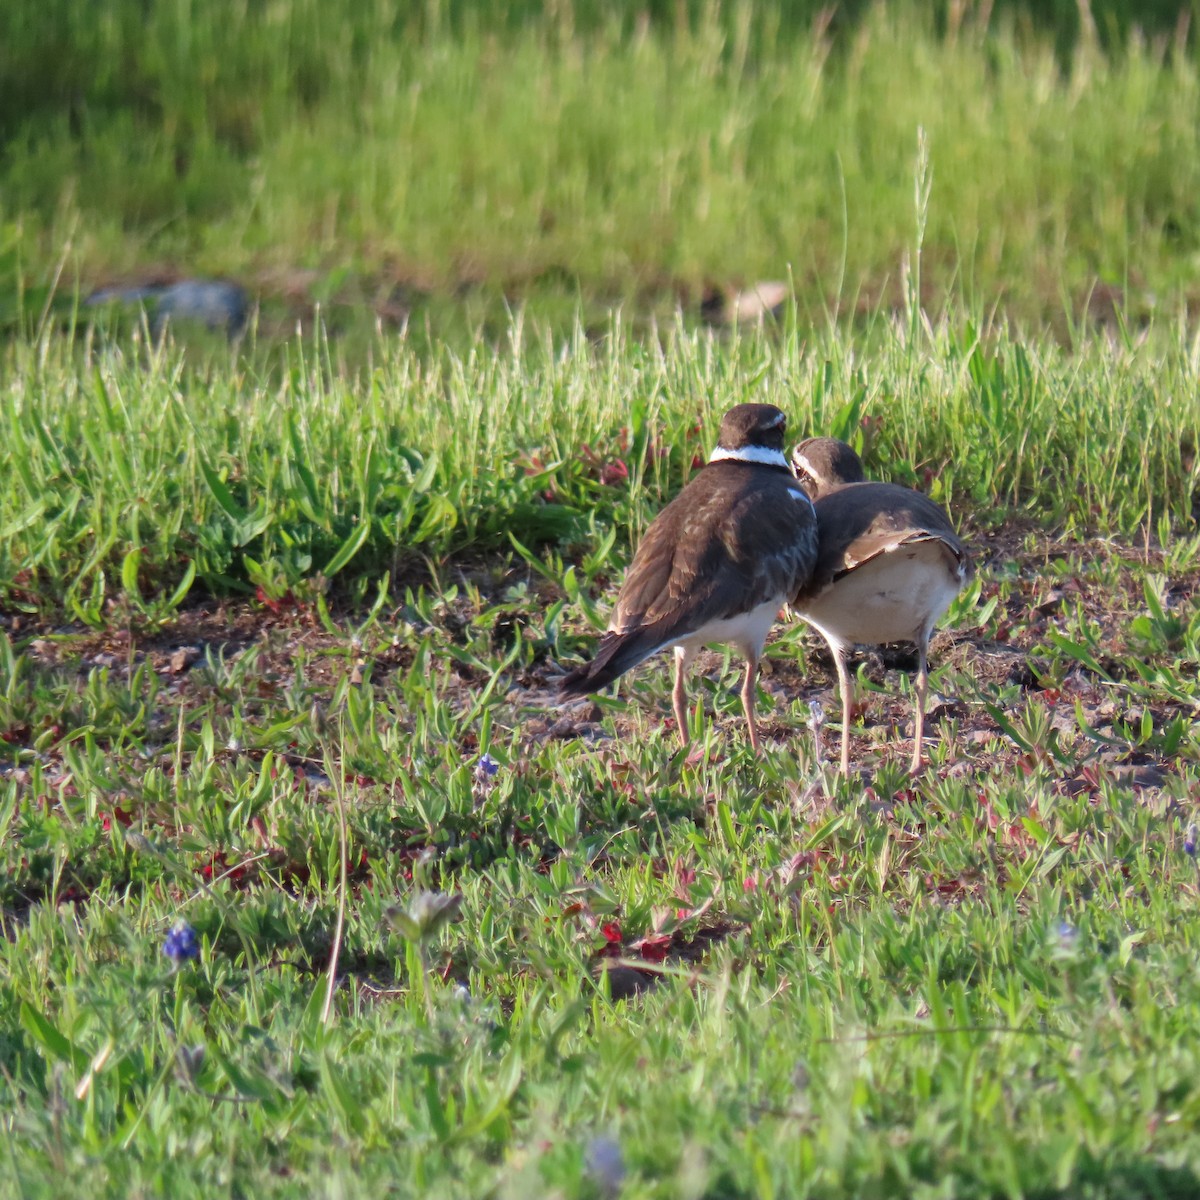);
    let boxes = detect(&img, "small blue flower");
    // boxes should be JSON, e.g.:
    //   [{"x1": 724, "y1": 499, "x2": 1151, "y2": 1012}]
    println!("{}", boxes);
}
[
  {"x1": 1185, "y1": 823, "x2": 1197, "y2": 858},
  {"x1": 585, "y1": 1135, "x2": 626, "y2": 1195},
  {"x1": 1055, "y1": 920, "x2": 1078, "y2": 951},
  {"x1": 162, "y1": 920, "x2": 200, "y2": 965},
  {"x1": 477, "y1": 753, "x2": 500, "y2": 778}
]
